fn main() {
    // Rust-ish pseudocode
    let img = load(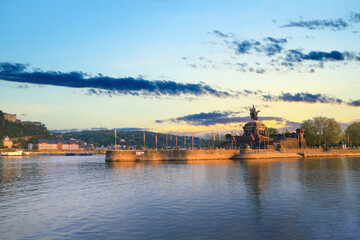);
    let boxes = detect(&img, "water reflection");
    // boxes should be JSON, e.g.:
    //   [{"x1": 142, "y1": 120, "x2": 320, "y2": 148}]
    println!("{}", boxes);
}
[{"x1": 0, "y1": 156, "x2": 360, "y2": 239}]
